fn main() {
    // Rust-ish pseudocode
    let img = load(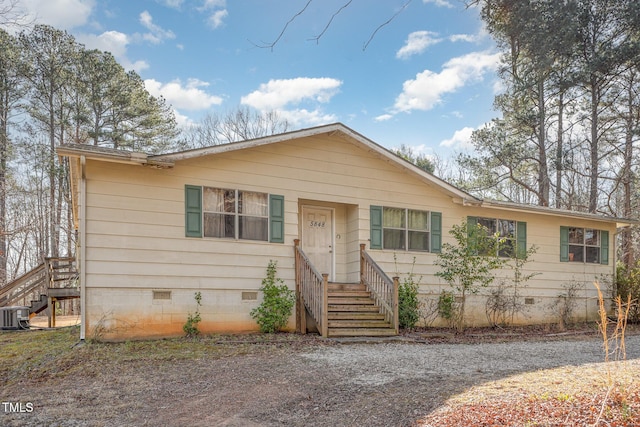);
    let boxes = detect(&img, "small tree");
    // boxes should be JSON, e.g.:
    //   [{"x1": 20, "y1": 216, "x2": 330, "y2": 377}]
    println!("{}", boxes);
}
[
  {"x1": 435, "y1": 220, "x2": 506, "y2": 331},
  {"x1": 250, "y1": 260, "x2": 295, "y2": 333}
]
